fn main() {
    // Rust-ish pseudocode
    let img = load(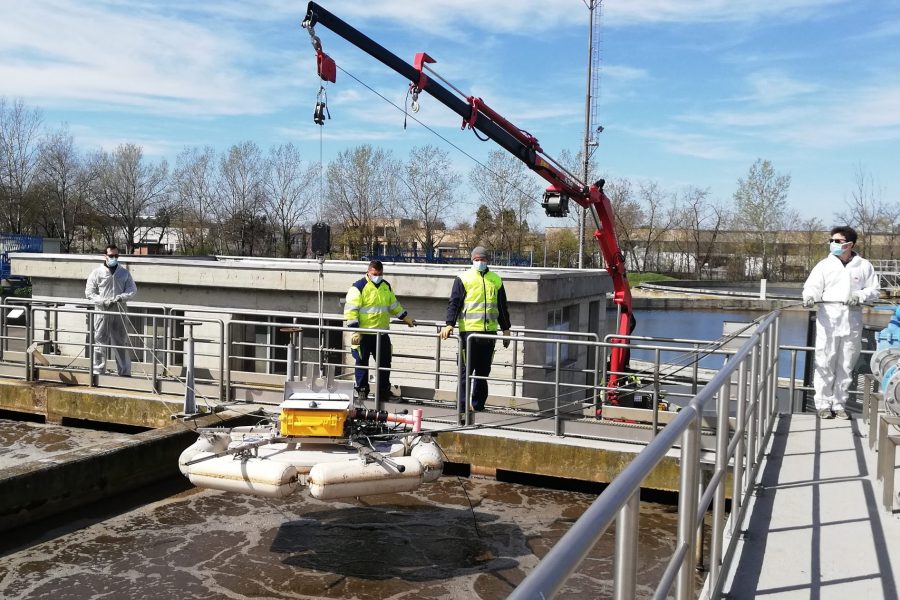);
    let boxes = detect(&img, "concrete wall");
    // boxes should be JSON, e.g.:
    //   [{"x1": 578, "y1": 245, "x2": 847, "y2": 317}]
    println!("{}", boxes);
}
[{"x1": 12, "y1": 254, "x2": 614, "y2": 405}]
